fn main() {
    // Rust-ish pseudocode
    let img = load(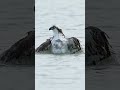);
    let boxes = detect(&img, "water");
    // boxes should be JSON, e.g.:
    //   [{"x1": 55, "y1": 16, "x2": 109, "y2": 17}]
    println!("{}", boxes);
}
[
  {"x1": 35, "y1": 0, "x2": 85, "y2": 90},
  {"x1": 0, "y1": 0, "x2": 34, "y2": 54},
  {"x1": 0, "y1": 65, "x2": 34, "y2": 90},
  {"x1": 86, "y1": 0, "x2": 120, "y2": 89},
  {"x1": 86, "y1": 65, "x2": 120, "y2": 90},
  {"x1": 0, "y1": 0, "x2": 34, "y2": 90}
]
